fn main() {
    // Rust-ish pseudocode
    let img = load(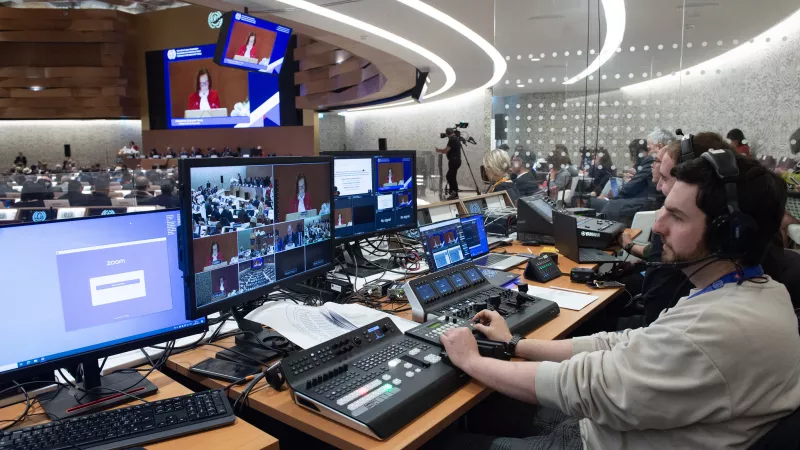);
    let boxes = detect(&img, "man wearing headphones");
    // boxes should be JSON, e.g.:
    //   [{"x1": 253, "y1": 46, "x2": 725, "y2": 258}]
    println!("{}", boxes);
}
[{"x1": 438, "y1": 150, "x2": 800, "y2": 449}]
